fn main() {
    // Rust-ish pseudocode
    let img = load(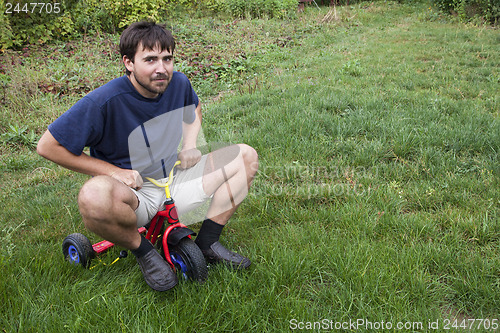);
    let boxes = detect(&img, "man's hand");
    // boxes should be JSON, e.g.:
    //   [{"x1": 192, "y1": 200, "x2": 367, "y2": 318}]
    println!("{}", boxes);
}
[
  {"x1": 110, "y1": 169, "x2": 143, "y2": 190},
  {"x1": 178, "y1": 148, "x2": 202, "y2": 169}
]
